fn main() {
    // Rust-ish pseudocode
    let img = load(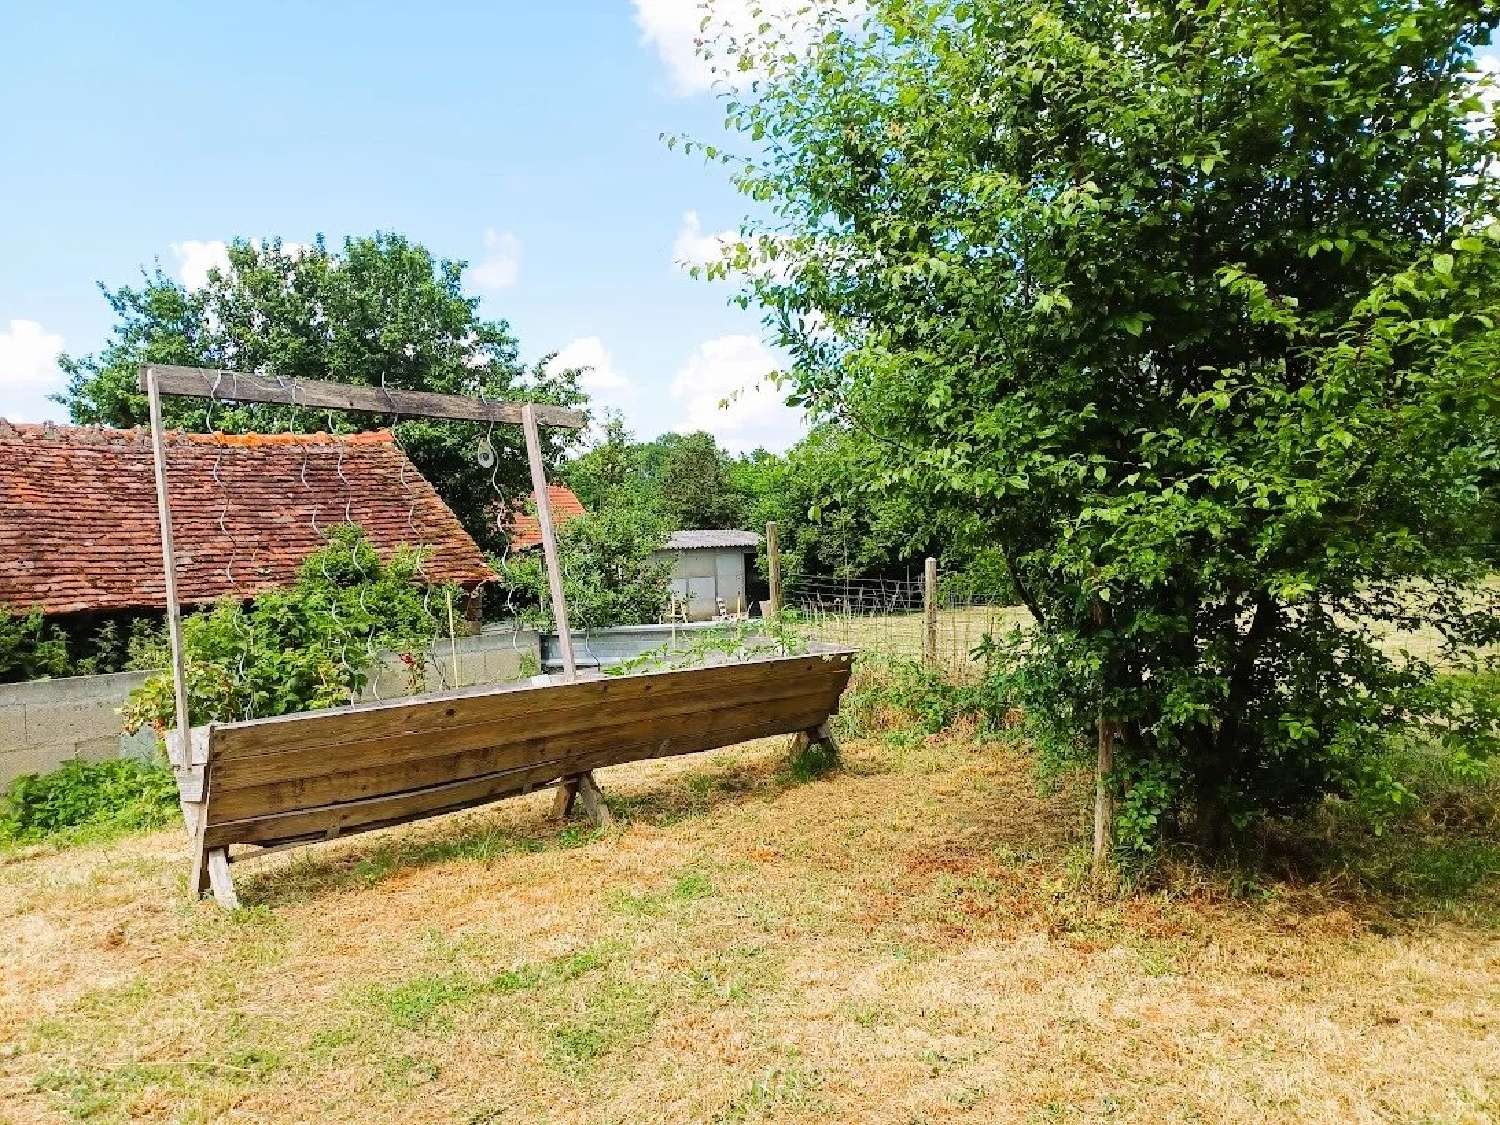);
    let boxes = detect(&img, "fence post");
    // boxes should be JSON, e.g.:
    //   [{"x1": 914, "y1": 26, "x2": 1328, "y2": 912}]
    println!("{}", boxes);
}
[
  {"x1": 923, "y1": 556, "x2": 938, "y2": 665},
  {"x1": 766, "y1": 521, "x2": 781, "y2": 617}
]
